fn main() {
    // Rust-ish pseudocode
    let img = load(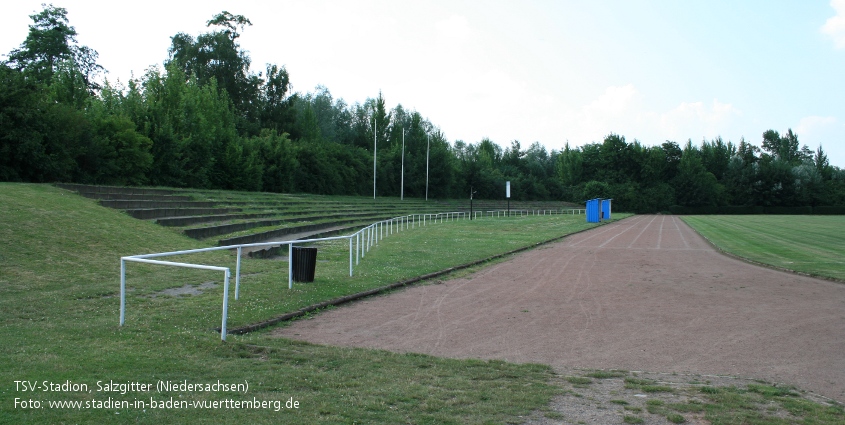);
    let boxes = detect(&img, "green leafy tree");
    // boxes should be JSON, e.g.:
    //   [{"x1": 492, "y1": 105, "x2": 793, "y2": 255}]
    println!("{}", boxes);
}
[
  {"x1": 815, "y1": 145, "x2": 832, "y2": 180},
  {"x1": 82, "y1": 113, "x2": 153, "y2": 185},
  {"x1": 0, "y1": 64, "x2": 51, "y2": 181},
  {"x1": 661, "y1": 141, "x2": 683, "y2": 181},
  {"x1": 138, "y1": 64, "x2": 238, "y2": 188},
  {"x1": 582, "y1": 180, "x2": 611, "y2": 200},
  {"x1": 673, "y1": 141, "x2": 723, "y2": 207},
  {"x1": 249, "y1": 130, "x2": 296, "y2": 193},
  {"x1": 761, "y1": 129, "x2": 810, "y2": 166},
  {"x1": 167, "y1": 12, "x2": 292, "y2": 136},
  {"x1": 556, "y1": 142, "x2": 583, "y2": 187},
  {"x1": 6, "y1": 4, "x2": 103, "y2": 91},
  {"x1": 598, "y1": 133, "x2": 635, "y2": 183},
  {"x1": 699, "y1": 136, "x2": 734, "y2": 181}
]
